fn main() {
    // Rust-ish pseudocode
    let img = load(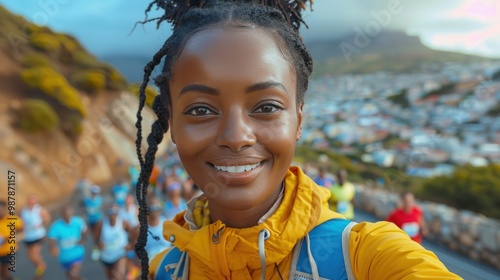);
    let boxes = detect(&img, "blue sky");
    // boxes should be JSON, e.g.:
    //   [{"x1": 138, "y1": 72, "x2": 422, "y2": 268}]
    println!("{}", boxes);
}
[{"x1": 1, "y1": 0, "x2": 499, "y2": 58}]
